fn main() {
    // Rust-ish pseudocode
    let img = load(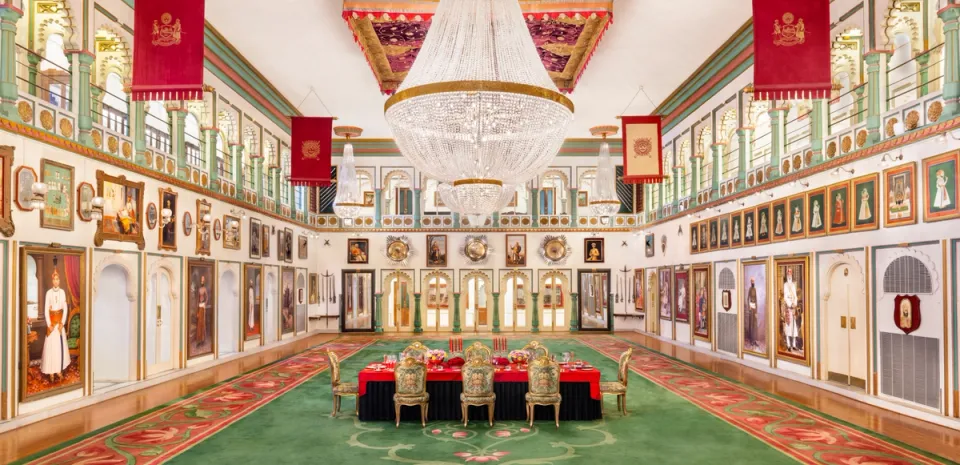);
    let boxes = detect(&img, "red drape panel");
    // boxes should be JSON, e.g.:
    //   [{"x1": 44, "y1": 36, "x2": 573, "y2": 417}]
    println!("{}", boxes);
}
[
  {"x1": 621, "y1": 116, "x2": 664, "y2": 184},
  {"x1": 131, "y1": 0, "x2": 206, "y2": 101},
  {"x1": 289, "y1": 117, "x2": 334, "y2": 187},
  {"x1": 752, "y1": 0, "x2": 831, "y2": 100}
]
